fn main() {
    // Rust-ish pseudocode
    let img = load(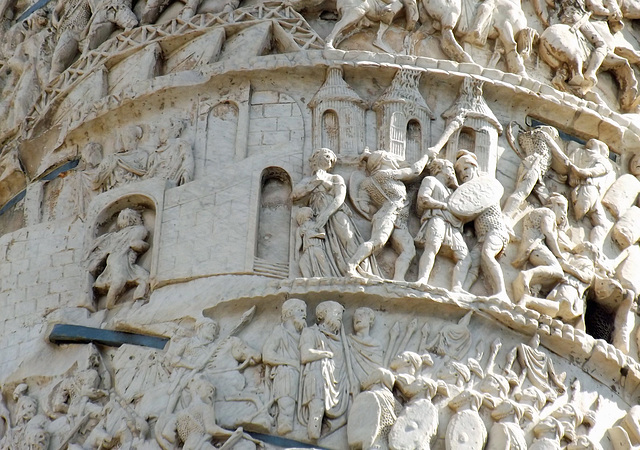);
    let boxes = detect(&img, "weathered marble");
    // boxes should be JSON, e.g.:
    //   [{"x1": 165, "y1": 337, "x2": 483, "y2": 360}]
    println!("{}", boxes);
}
[{"x1": 2, "y1": 0, "x2": 640, "y2": 447}]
